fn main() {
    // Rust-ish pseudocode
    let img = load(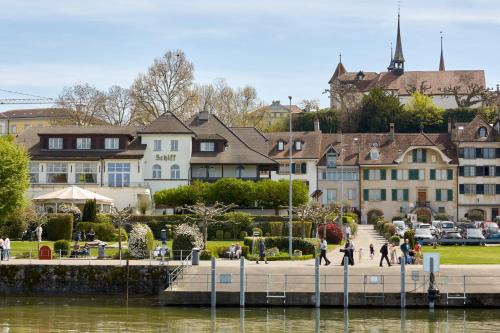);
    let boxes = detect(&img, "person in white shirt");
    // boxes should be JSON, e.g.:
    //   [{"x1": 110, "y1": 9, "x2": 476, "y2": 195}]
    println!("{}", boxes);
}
[
  {"x1": 345, "y1": 224, "x2": 352, "y2": 240},
  {"x1": 4, "y1": 237, "x2": 10, "y2": 261},
  {"x1": 319, "y1": 236, "x2": 331, "y2": 266}
]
